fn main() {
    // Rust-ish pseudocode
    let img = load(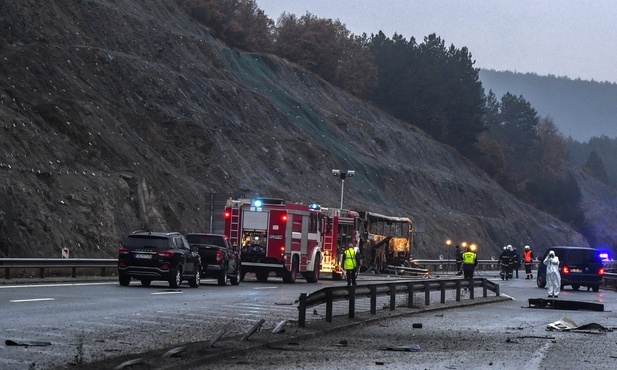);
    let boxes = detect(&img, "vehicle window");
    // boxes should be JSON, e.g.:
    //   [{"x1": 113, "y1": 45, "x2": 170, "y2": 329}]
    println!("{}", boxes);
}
[
  {"x1": 123, "y1": 236, "x2": 168, "y2": 250},
  {"x1": 173, "y1": 237, "x2": 188, "y2": 250},
  {"x1": 583, "y1": 250, "x2": 601, "y2": 263},
  {"x1": 186, "y1": 235, "x2": 222, "y2": 245},
  {"x1": 180, "y1": 237, "x2": 191, "y2": 250}
]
